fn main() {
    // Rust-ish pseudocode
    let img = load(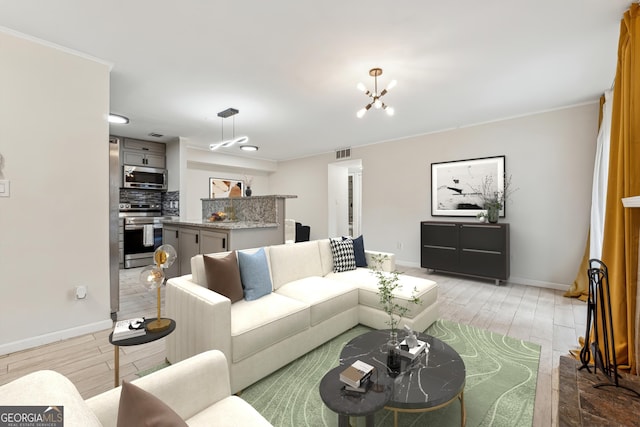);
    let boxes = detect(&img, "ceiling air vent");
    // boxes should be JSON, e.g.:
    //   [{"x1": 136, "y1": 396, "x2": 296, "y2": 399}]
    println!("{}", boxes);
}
[
  {"x1": 335, "y1": 148, "x2": 351, "y2": 160},
  {"x1": 148, "y1": 132, "x2": 164, "y2": 138}
]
